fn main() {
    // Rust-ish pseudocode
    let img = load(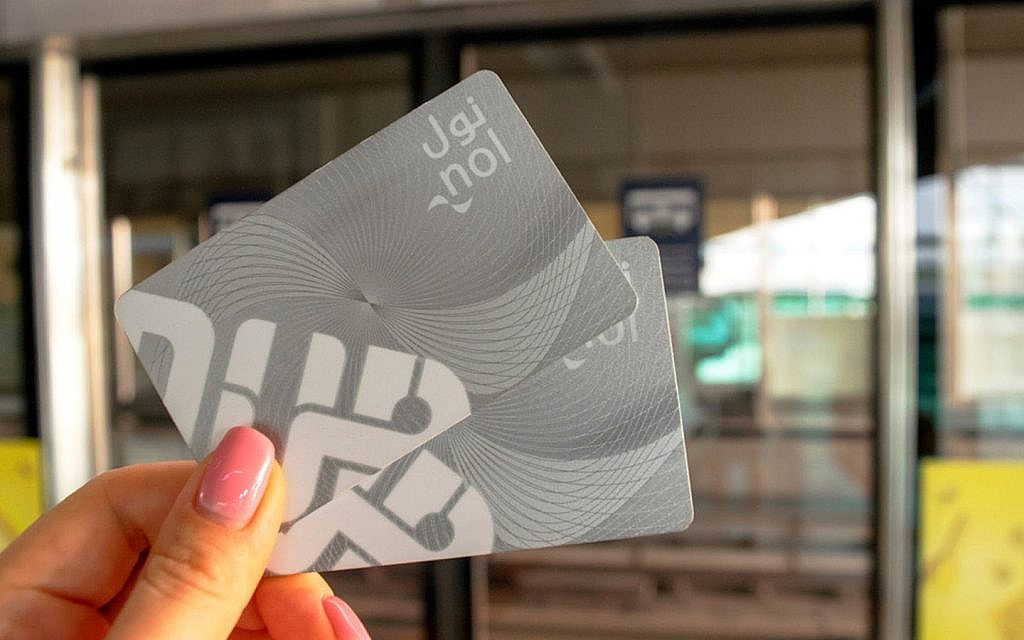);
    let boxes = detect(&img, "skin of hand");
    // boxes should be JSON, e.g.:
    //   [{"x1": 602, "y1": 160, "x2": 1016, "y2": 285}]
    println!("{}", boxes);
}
[{"x1": 0, "y1": 426, "x2": 370, "y2": 640}]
